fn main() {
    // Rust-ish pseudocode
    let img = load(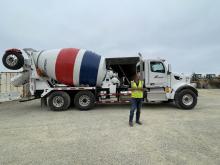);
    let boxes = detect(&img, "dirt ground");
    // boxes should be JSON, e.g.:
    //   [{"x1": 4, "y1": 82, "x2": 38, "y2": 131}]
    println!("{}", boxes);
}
[{"x1": 0, "y1": 89, "x2": 219, "y2": 165}]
